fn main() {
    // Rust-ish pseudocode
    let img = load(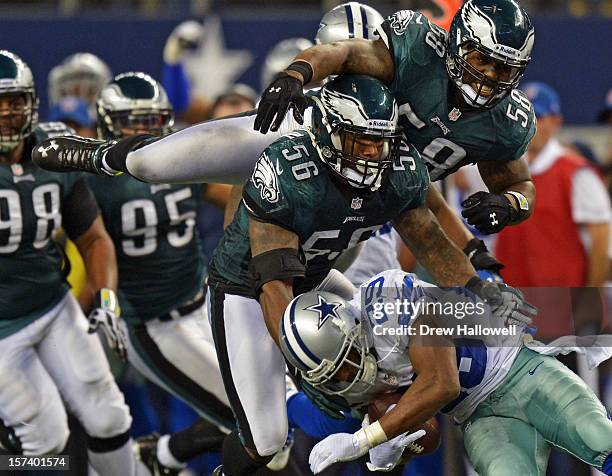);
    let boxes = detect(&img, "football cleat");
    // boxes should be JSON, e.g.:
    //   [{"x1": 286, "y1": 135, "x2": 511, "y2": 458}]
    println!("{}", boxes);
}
[
  {"x1": 32, "y1": 136, "x2": 118, "y2": 176},
  {"x1": 211, "y1": 464, "x2": 225, "y2": 476},
  {"x1": 133, "y1": 433, "x2": 181, "y2": 476}
]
